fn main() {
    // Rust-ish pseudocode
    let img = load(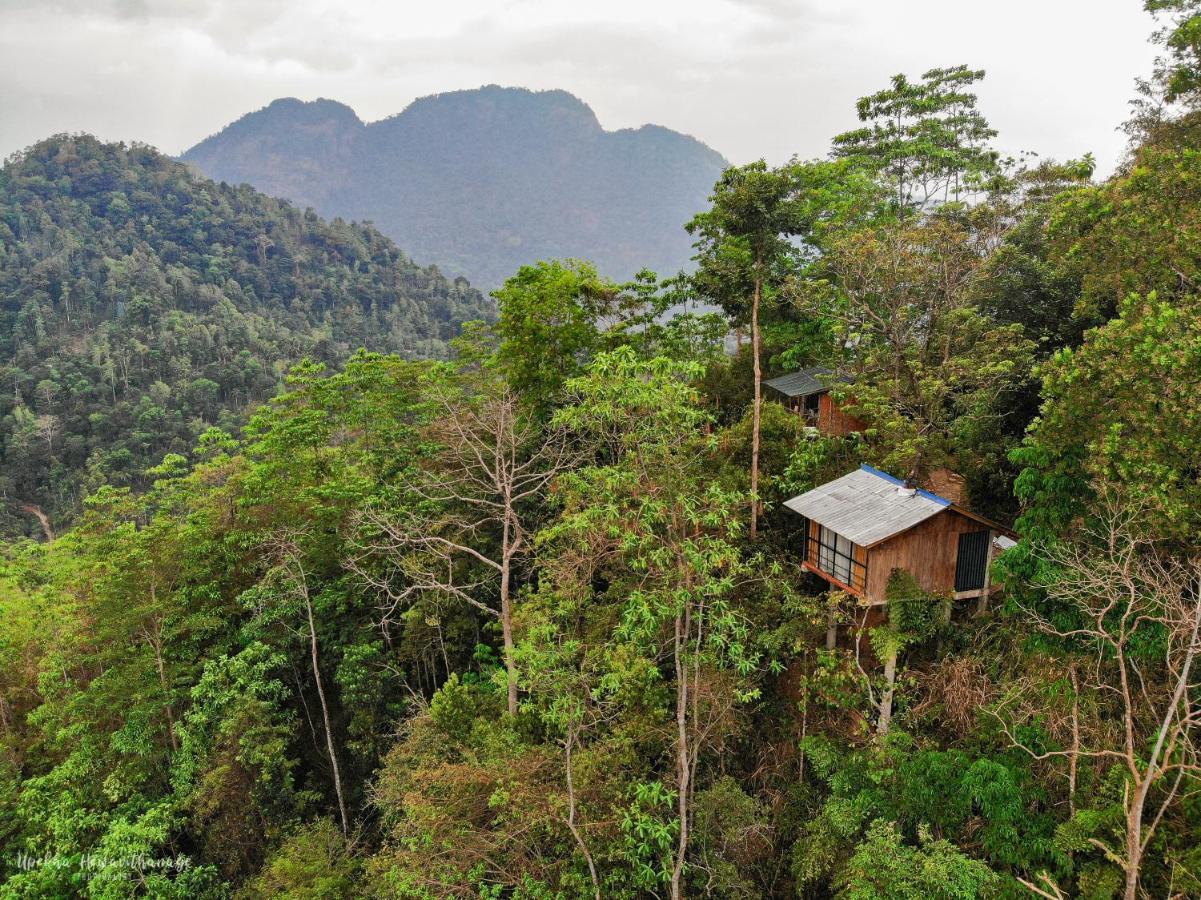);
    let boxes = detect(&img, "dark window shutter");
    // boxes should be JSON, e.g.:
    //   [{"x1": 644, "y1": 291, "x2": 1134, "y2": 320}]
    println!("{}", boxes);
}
[{"x1": 955, "y1": 531, "x2": 991, "y2": 592}]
